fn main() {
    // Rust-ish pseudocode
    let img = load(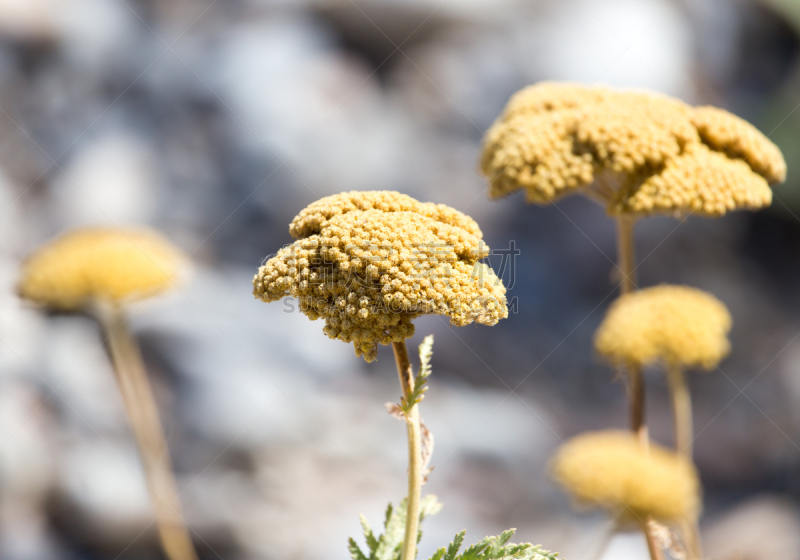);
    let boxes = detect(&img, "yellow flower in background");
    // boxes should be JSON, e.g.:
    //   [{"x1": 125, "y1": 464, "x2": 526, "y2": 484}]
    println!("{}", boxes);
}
[
  {"x1": 594, "y1": 284, "x2": 731, "y2": 370},
  {"x1": 549, "y1": 430, "x2": 700, "y2": 523},
  {"x1": 480, "y1": 82, "x2": 785, "y2": 217},
  {"x1": 18, "y1": 227, "x2": 184, "y2": 311},
  {"x1": 17, "y1": 226, "x2": 195, "y2": 560},
  {"x1": 253, "y1": 191, "x2": 508, "y2": 362}
]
